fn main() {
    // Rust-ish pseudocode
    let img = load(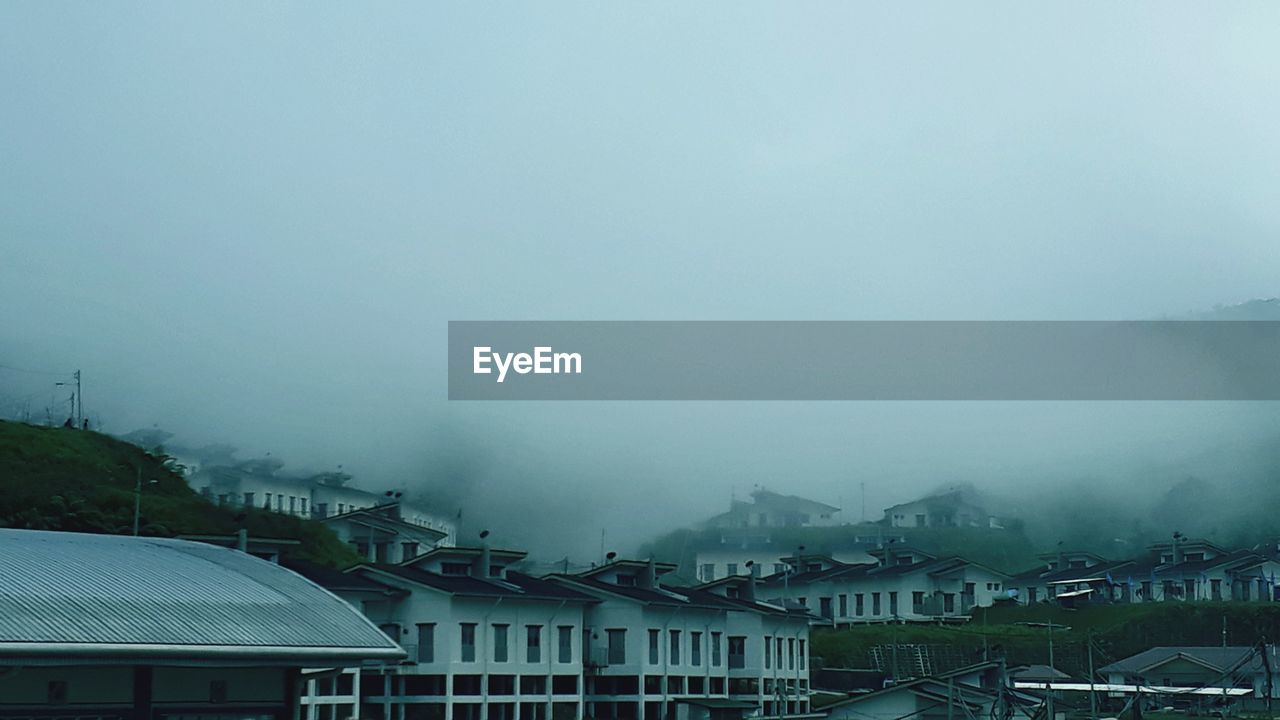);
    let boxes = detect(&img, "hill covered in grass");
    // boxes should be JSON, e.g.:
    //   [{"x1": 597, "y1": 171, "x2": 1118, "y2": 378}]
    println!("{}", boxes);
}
[
  {"x1": 0, "y1": 420, "x2": 357, "y2": 566},
  {"x1": 811, "y1": 601, "x2": 1280, "y2": 678}
]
